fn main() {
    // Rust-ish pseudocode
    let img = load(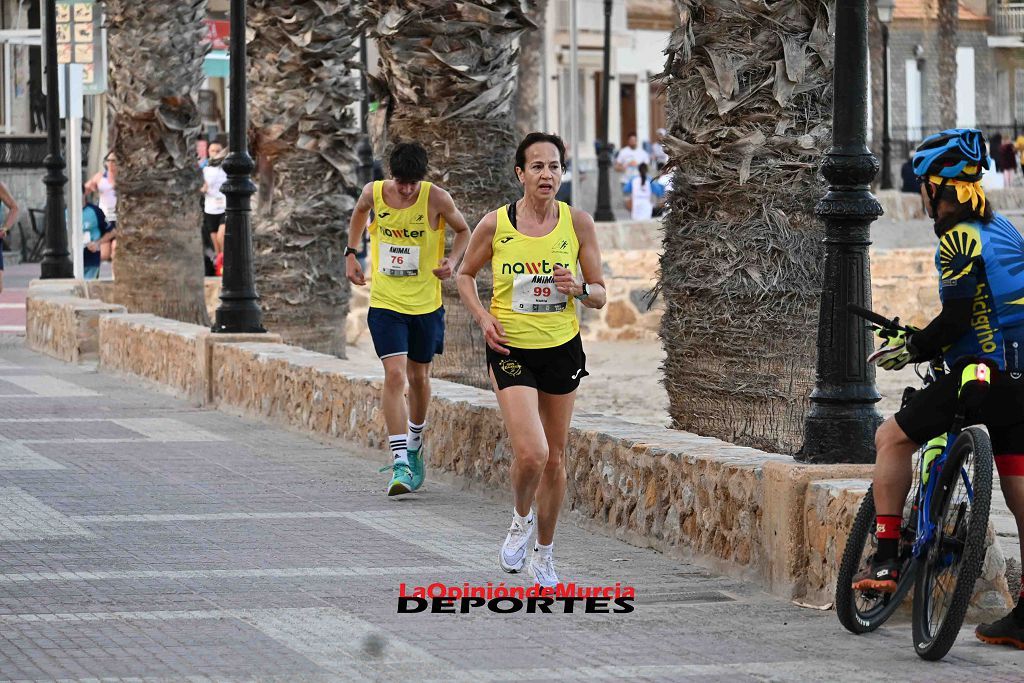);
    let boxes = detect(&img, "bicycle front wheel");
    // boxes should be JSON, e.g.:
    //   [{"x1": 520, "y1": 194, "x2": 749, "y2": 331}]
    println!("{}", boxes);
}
[
  {"x1": 835, "y1": 485, "x2": 917, "y2": 633},
  {"x1": 911, "y1": 426, "x2": 993, "y2": 660}
]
